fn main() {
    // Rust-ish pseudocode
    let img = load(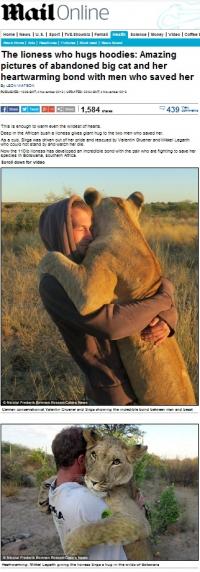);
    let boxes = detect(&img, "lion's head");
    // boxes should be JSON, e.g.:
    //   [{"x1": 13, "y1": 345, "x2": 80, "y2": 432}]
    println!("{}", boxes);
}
[
  {"x1": 84, "y1": 188, "x2": 144, "y2": 236},
  {"x1": 83, "y1": 429, "x2": 147, "y2": 497}
]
